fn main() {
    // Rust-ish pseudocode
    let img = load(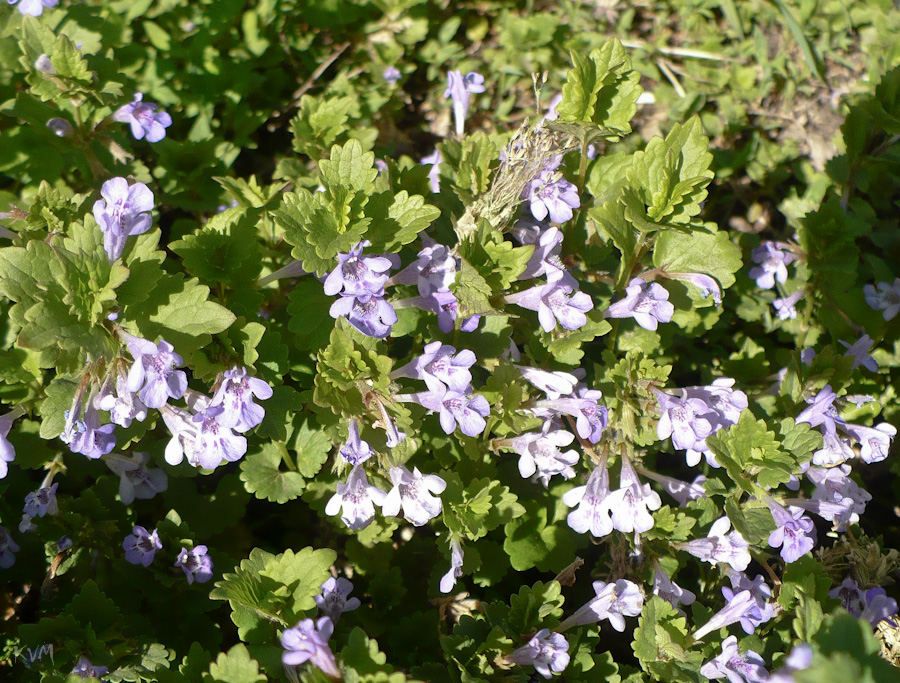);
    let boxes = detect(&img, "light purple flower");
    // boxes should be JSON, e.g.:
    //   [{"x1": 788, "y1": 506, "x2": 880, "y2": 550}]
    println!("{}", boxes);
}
[
  {"x1": 605, "y1": 457, "x2": 662, "y2": 534},
  {"x1": 526, "y1": 170, "x2": 580, "y2": 224},
  {"x1": 191, "y1": 405, "x2": 248, "y2": 469},
  {"x1": 641, "y1": 470, "x2": 707, "y2": 507},
  {"x1": 841, "y1": 422, "x2": 896, "y2": 464},
  {"x1": 519, "y1": 227, "x2": 570, "y2": 282},
  {"x1": 505, "y1": 275, "x2": 593, "y2": 332},
  {"x1": 8, "y1": 0, "x2": 58, "y2": 16},
  {"x1": 507, "y1": 423, "x2": 579, "y2": 487},
  {"x1": 439, "y1": 538, "x2": 464, "y2": 593},
  {"x1": 839, "y1": 334, "x2": 878, "y2": 372},
  {"x1": 652, "y1": 564, "x2": 695, "y2": 609},
  {"x1": 95, "y1": 372, "x2": 148, "y2": 428},
  {"x1": 680, "y1": 517, "x2": 751, "y2": 572},
  {"x1": 768, "y1": 644, "x2": 813, "y2": 683},
  {"x1": 408, "y1": 385, "x2": 490, "y2": 437},
  {"x1": 93, "y1": 177, "x2": 154, "y2": 262},
  {"x1": 767, "y1": 500, "x2": 815, "y2": 563},
  {"x1": 47, "y1": 117, "x2": 73, "y2": 137},
  {"x1": 516, "y1": 366, "x2": 578, "y2": 400},
  {"x1": 210, "y1": 367, "x2": 273, "y2": 433},
  {"x1": 281, "y1": 617, "x2": 341, "y2": 680},
  {"x1": 505, "y1": 629, "x2": 570, "y2": 679},
  {"x1": 62, "y1": 403, "x2": 117, "y2": 459},
  {"x1": 391, "y1": 341, "x2": 476, "y2": 394},
  {"x1": 114, "y1": 93, "x2": 172, "y2": 142},
  {"x1": 323, "y1": 241, "x2": 393, "y2": 298},
  {"x1": 829, "y1": 578, "x2": 898, "y2": 627},
  {"x1": 445, "y1": 70, "x2": 486, "y2": 136},
  {"x1": 126, "y1": 336, "x2": 188, "y2": 410},
  {"x1": 382, "y1": 465, "x2": 446, "y2": 526},
  {"x1": 389, "y1": 236, "x2": 456, "y2": 296},
  {"x1": 748, "y1": 242, "x2": 795, "y2": 289},
  {"x1": 794, "y1": 465, "x2": 871, "y2": 530},
  {"x1": 0, "y1": 527, "x2": 20, "y2": 568},
  {"x1": 563, "y1": 463, "x2": 613, "y2": 537},
  {"x1": 863, "y1": 278, "x2": 900, "y2": 321},
  {"x1": 325, "y1": 466, "x2": 387, "y2": 531},
  {"x1": 24, "y1": 483, "x2": 58, "y2": 519},
  {"x1": 57, "y1": 535, "x2": 73, "y2": 551},
  {"x1": 383, "y1": 65, "x2": 401, "y2": 84},
  {"x1": 123, "y1": 525, "x2": 162, "y2": 567},
  {"x1": 71, "y1": 657, "x2": 109, "y2": 680},
  {"x1": 104, "y1": 452, "x2": 168, "y2": 505},
  {"x1": 693, "y1": 589, "x2": 761, "y2": 640},
  {"x1": 558, "y1": 579, "x2": 644, "y2": 632},
  {"x1": 535, "y1": 387, "x2": 607, "y2": 443},
  {"x1": 175, "y1": 545, "x2": 214, "y2": 584},
  {"x1": 421, "y1": 149, "x2": 442, "y2": 193},
  {"x1": 773, "y1": 290, "x2": 804, "y2": 320},
  {"x1": 330, "y1": 293, "x2": 397, "y2": 338},
  {"x1": 339, "y1": 419, "x2": 374, "y2": 466},
  {"x1": 0, "y1": 408, "x2": 21, "y2": 480},
  {"x1": 812, "y1": 431, "x2": 854, "y2": 466},
  {"x1": 655, "y1": 389, "x2": 714, "y2": 454},
  {"x1": 605, "y1": 278, "x2": 674, "y2": 331},
  {"x1": 700, "y1": 635, "x2": 768, "y2": 683},
  {"x1": 796, "y1": 385, "x2": 841, "y2": 435},
  {"x1": 315, "y1": 577, "x2": 360, "y2": 622}
]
